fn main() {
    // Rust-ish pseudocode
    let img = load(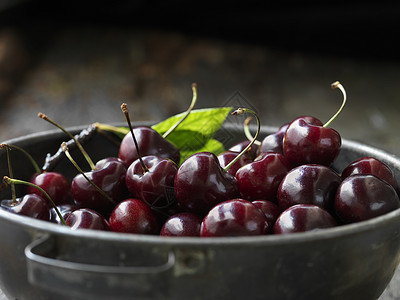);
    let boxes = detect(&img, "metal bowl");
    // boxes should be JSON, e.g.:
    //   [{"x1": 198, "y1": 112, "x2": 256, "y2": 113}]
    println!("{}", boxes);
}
[{"x1": 0, "y1": 123, "x2": 400, "y2": 300}]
